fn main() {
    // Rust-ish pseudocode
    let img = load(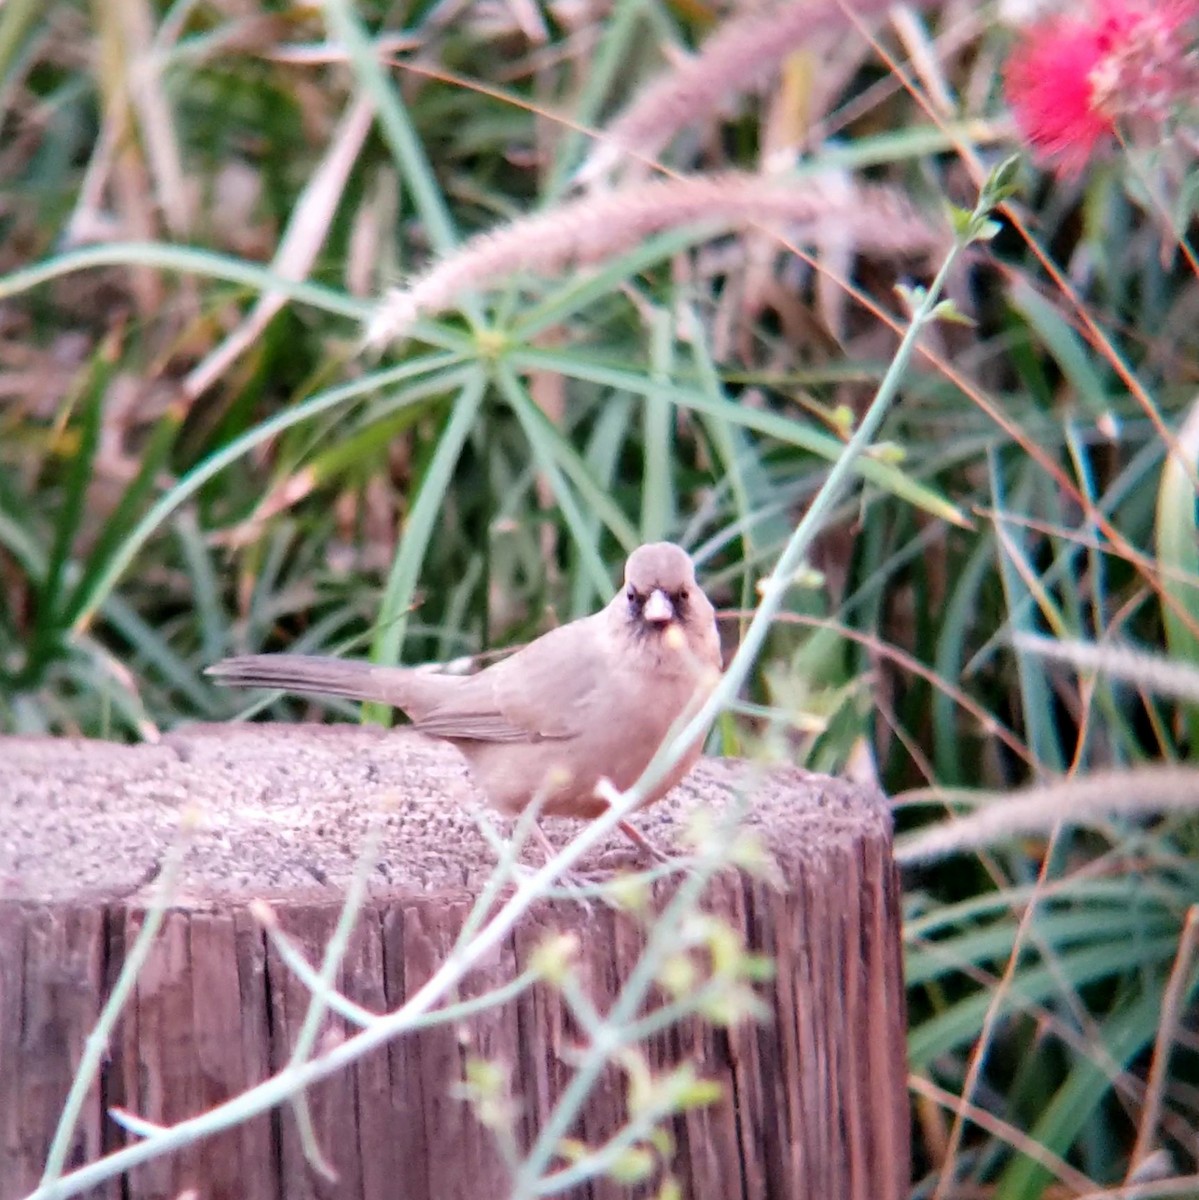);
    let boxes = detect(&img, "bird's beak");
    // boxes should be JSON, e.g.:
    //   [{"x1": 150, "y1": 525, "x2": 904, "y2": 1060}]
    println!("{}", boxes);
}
[{"x1": 641, "y1": 588, "x2": 675, "y2": 625}]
